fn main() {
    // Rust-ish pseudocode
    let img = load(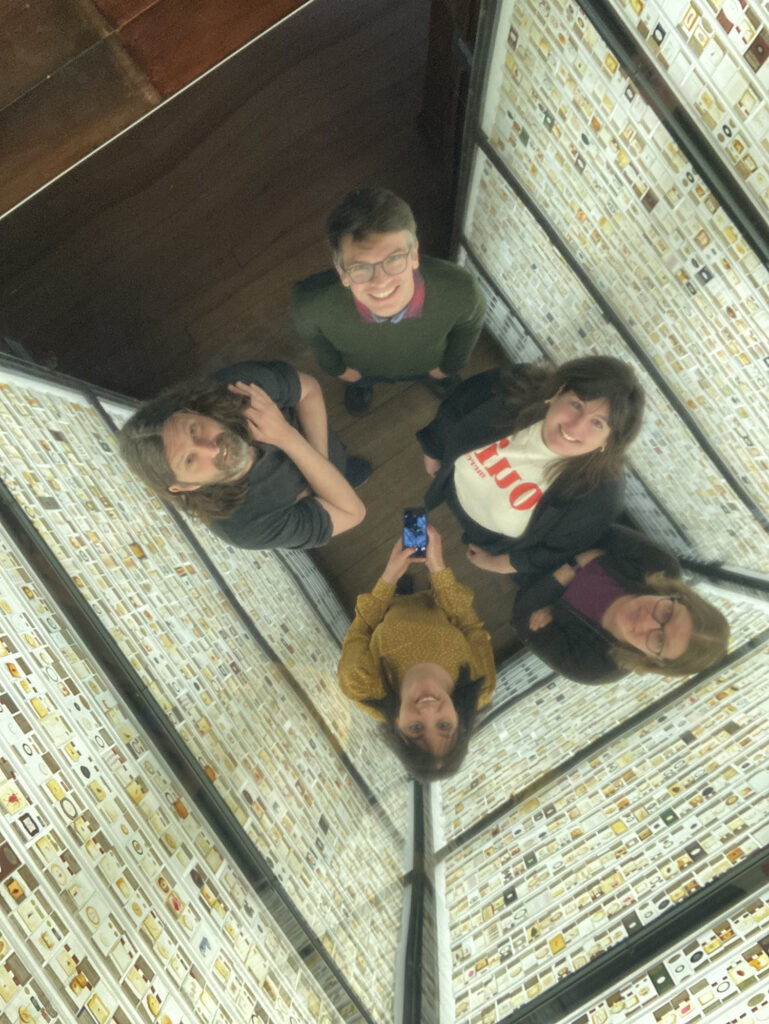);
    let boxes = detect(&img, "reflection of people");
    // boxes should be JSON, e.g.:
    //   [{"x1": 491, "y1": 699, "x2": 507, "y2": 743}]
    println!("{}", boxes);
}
[
  {"x1": 338, "y1": 527, "x2": 496, "y2": 779},
  {"x1": 118, "y1": 361, "x2": 369, "y2": 550},
  {"x1": 416, "y1": 356, "x2": 645, "y2": 585},
  {"x1": 512, "y1": 526, "x2": 730, "y2": 683},
  {"x1": 290, "y1": 187, "x2": 486, "y2": 415}
]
